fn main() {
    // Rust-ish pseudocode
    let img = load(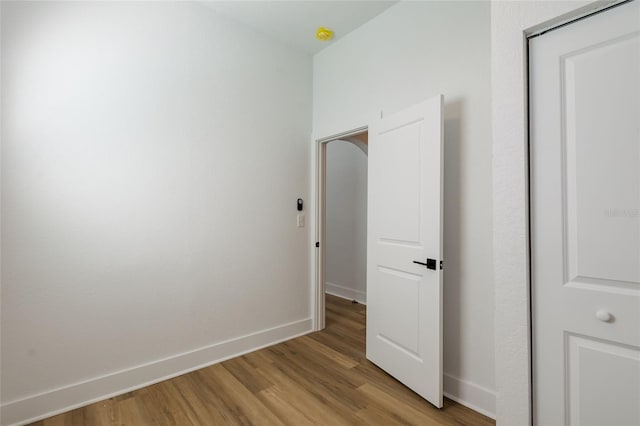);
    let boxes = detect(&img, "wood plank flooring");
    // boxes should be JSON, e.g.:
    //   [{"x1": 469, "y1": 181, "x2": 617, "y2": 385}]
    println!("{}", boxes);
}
[{"x1": 30, "y1": 295, "x2": 495, "y2": 425}]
